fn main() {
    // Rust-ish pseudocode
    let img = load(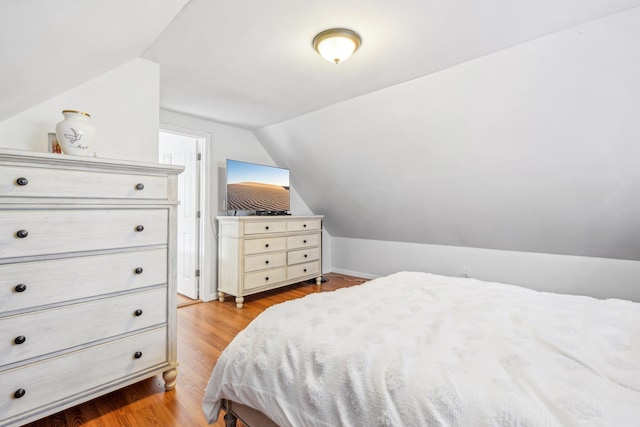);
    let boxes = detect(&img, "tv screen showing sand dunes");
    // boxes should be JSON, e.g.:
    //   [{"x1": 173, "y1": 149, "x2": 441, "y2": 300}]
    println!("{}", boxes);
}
[{"x1": 226, "y1": 160, "x2": 290, "y2": 212}]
